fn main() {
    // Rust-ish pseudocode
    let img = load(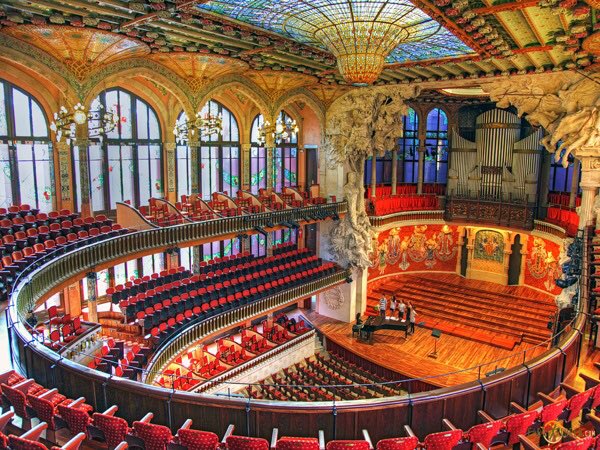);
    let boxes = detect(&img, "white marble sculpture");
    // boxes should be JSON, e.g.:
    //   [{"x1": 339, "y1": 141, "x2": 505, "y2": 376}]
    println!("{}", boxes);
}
[
  {"x1": 323, "y1": 85, "x2": 420, "y2": 268},
  {"x1": 485, "y1": 72, "x2": 600, "y2": 167}
]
